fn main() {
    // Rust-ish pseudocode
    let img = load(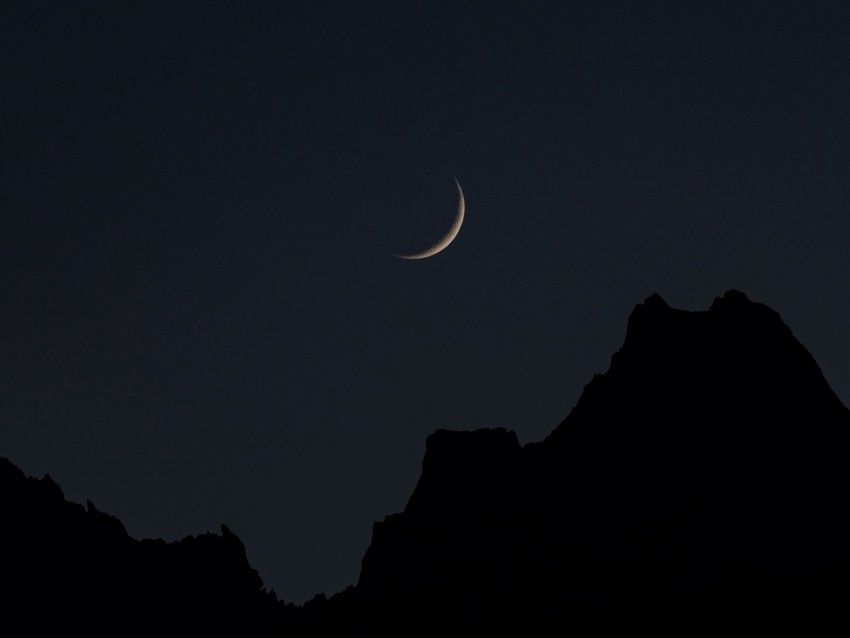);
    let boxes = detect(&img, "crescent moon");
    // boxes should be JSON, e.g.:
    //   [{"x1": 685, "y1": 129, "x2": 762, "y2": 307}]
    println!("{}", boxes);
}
[{"x1": 395, "y1": 178, "x2": 465, "y2": 260}]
